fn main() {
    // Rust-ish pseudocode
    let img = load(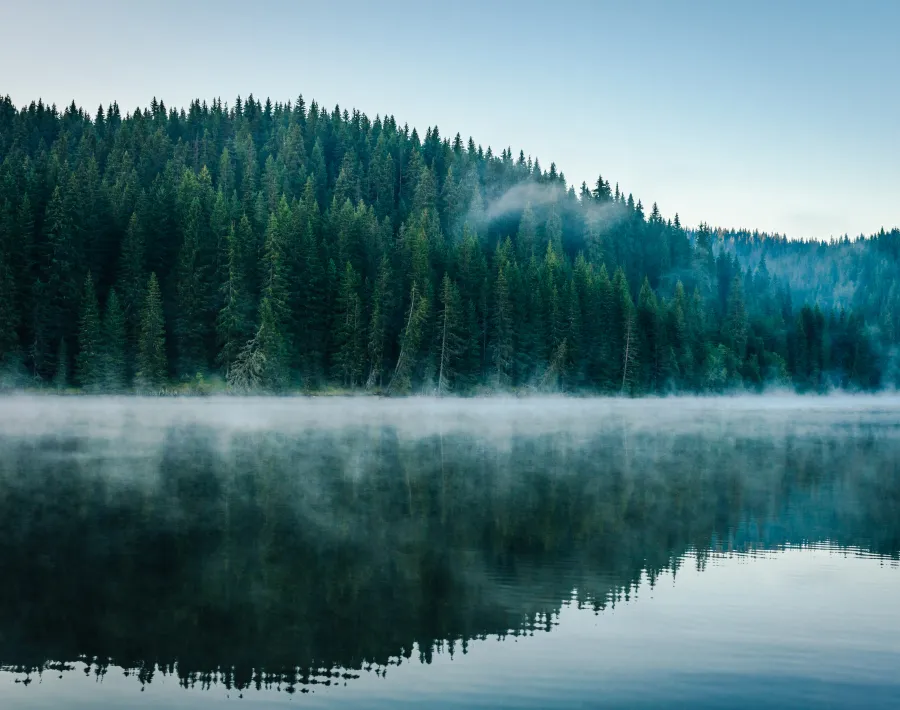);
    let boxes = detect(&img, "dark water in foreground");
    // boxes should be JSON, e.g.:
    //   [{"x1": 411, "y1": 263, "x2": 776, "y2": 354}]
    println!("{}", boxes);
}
[{"x1": 0, "y1": 396, "x2": 898, "y2": 709}]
